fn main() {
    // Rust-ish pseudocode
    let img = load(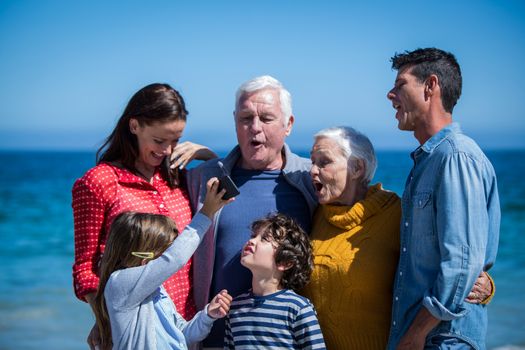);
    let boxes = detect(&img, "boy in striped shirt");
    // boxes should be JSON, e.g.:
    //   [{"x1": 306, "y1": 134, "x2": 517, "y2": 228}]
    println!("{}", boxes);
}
[{"x1": 224, "y1": 213, "x2": 326, "y2": 349}]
